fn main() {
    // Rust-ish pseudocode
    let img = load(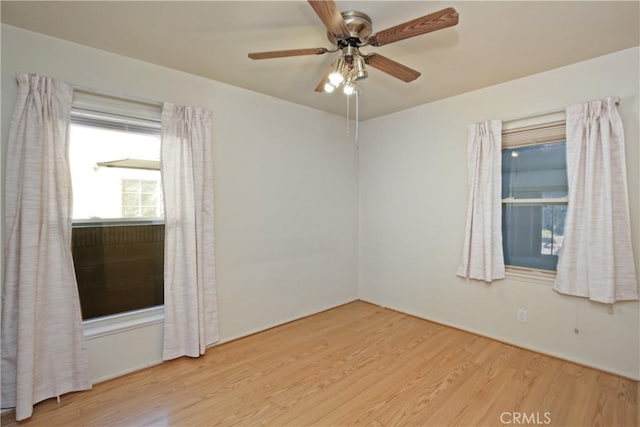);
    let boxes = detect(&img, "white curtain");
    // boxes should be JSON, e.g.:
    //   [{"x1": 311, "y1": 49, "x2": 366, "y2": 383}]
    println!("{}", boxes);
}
[
  {"x1": 1, "y1": 74, "x2": 91, "y2": 420},
  {"x1": 554, "y1": 97, "x2": 638, "y2": 303},
  {"x1": 161, "y1": 102, "x2": 219, "y2": 360},
  {"x1": 457, "y1": 120, "x2": 505, "y2": 282}
]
